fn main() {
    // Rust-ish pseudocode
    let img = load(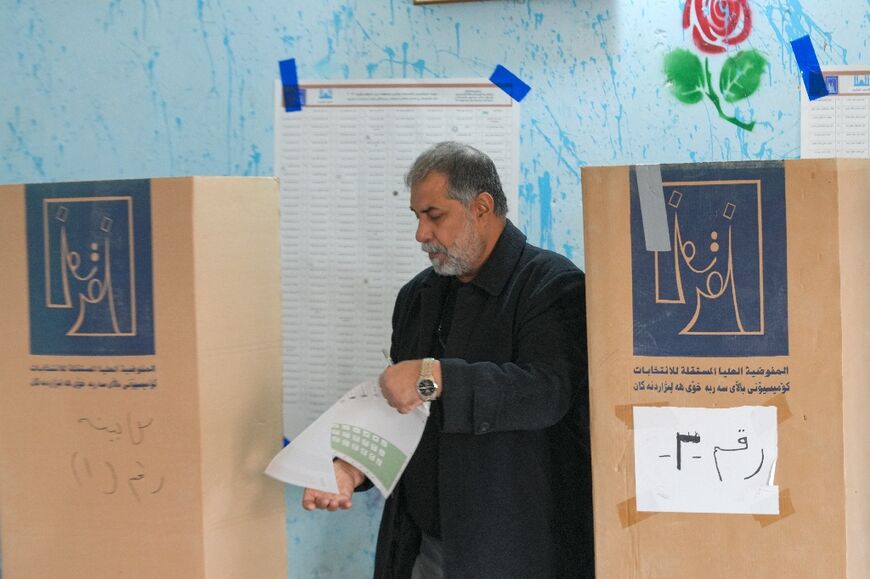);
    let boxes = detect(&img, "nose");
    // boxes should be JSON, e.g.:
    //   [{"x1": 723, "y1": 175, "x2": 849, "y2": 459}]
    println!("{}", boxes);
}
[{"x1": 415, "y1": 220, "x2": 431, "y2": 244}]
